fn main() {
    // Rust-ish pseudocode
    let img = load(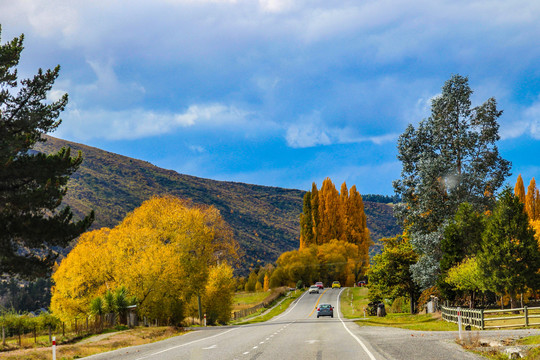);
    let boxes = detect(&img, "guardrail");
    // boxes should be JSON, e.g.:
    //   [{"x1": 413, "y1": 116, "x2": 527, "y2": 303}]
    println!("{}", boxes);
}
[{"x1": 442, "y1": 305, "x2": 540, "y2": 329}]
